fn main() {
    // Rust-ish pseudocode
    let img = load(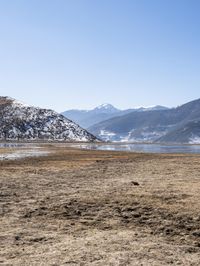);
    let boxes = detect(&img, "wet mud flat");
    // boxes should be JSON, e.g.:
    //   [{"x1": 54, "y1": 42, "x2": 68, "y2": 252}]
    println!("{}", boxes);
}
[{"x1": 0, "y1": 145, "x2": 200, "y2": 265}]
